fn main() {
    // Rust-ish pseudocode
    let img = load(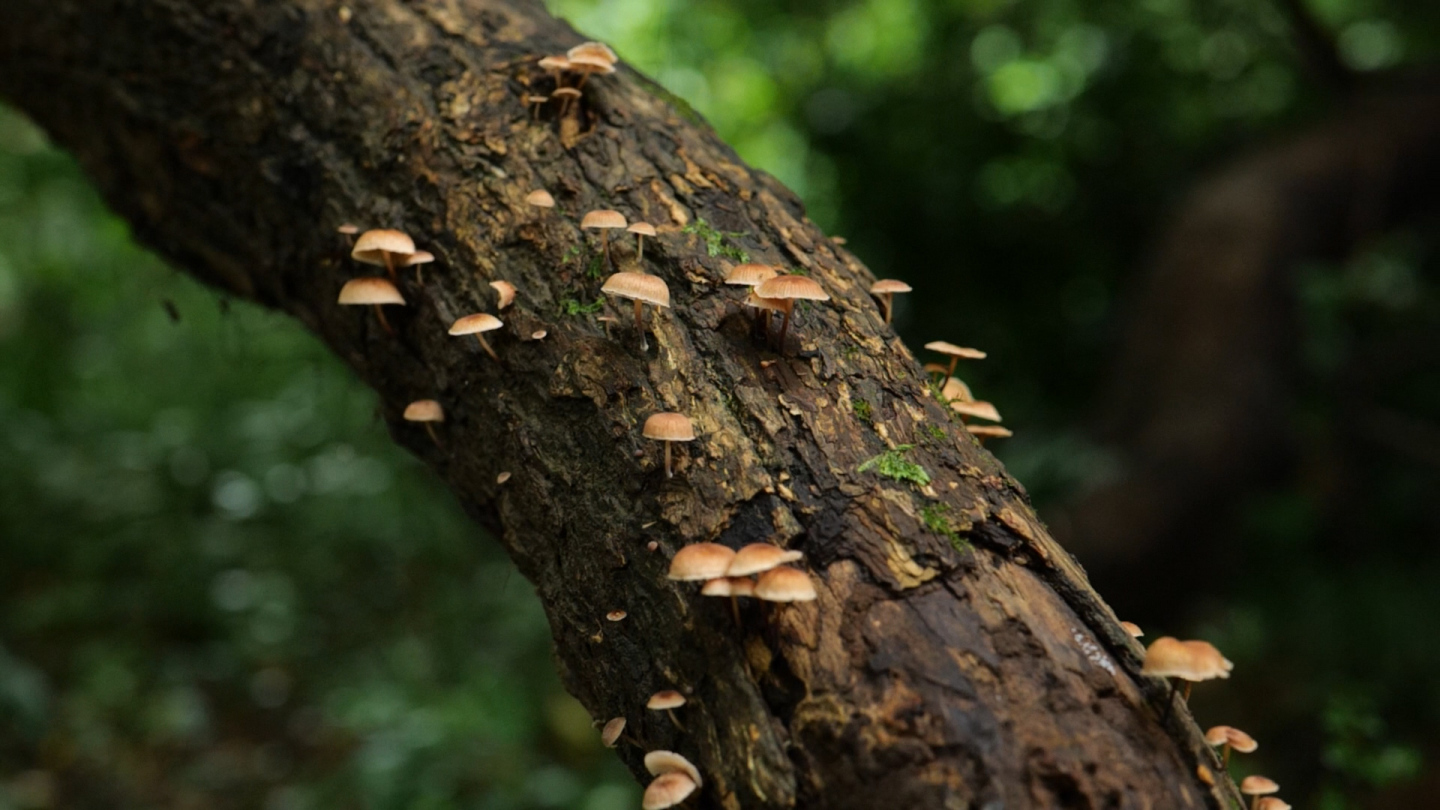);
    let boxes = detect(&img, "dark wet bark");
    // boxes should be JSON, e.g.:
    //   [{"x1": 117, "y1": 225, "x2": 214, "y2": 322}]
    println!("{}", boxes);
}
[{"x1": 0, "y1": 1, "x2": 1244, "y2": 806}]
